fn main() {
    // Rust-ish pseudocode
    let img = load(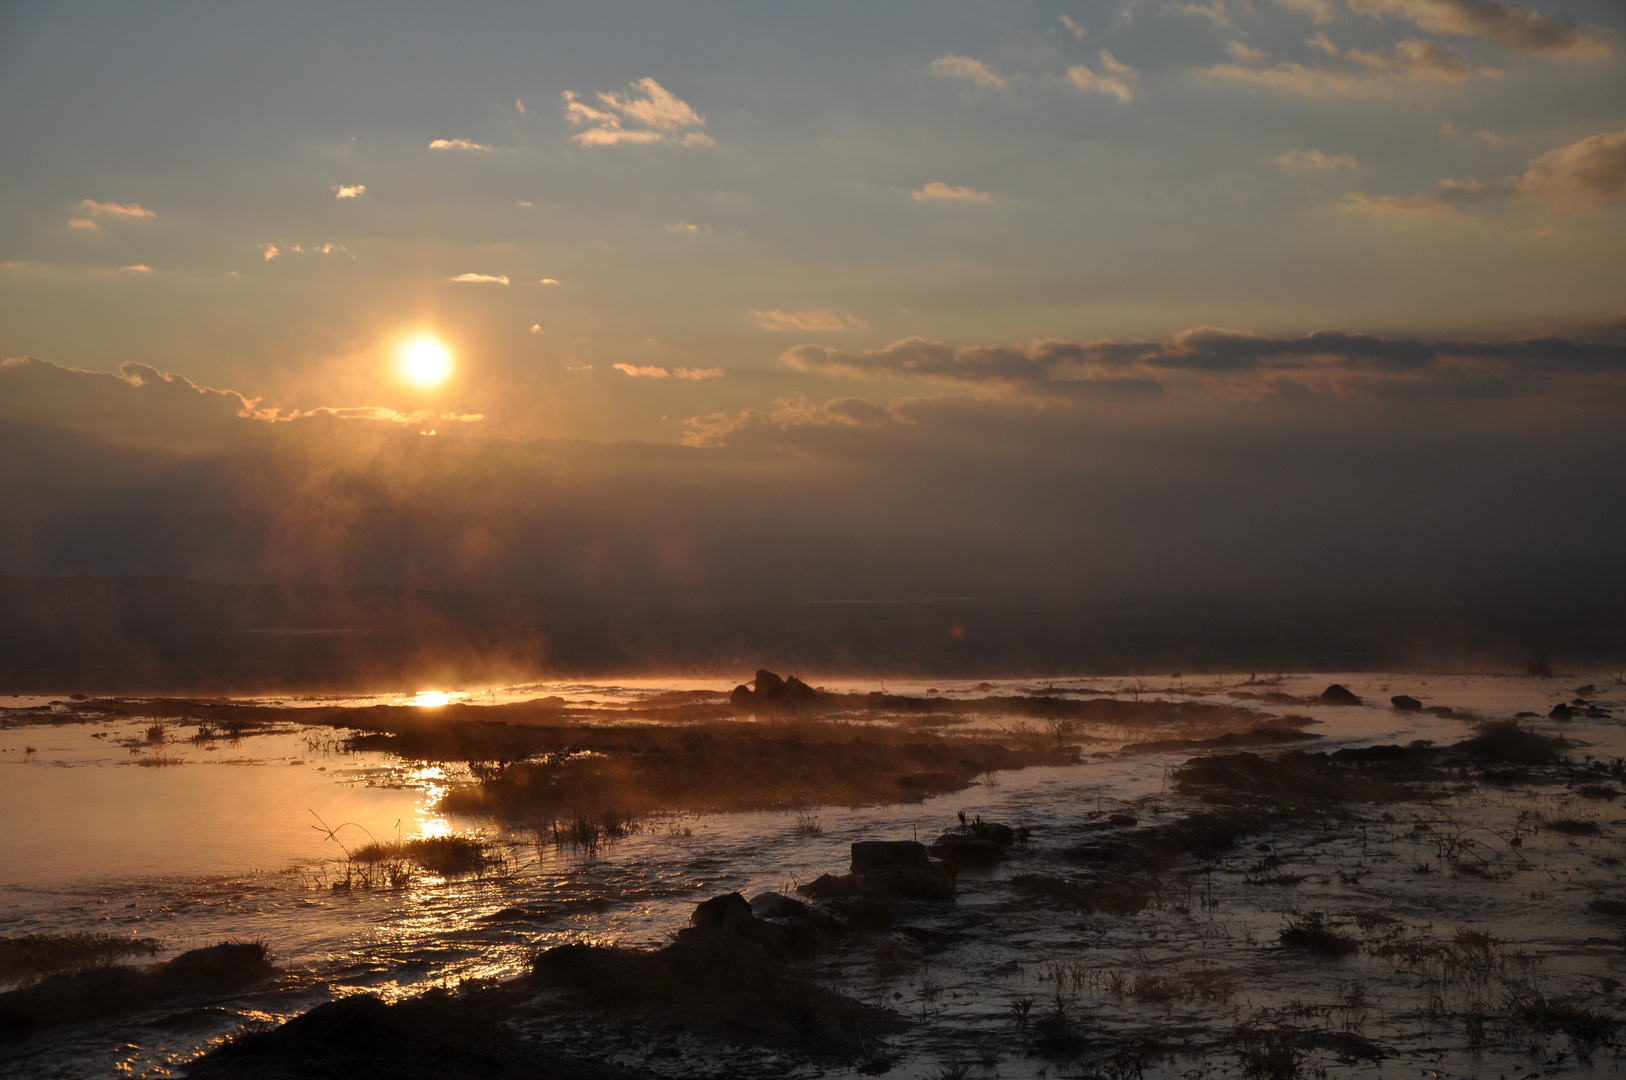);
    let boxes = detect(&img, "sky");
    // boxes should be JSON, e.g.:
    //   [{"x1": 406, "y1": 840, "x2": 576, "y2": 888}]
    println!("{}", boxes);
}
[{"x1": 1, "y1": 0, "x2": 1623, "y2": 608}]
